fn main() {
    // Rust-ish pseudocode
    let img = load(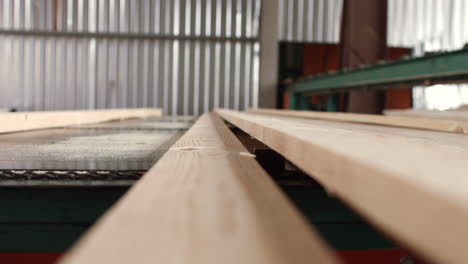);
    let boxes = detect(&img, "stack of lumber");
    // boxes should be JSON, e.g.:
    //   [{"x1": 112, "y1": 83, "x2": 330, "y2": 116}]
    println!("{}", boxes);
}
[
  {"x1": 58, "y1": 108, "x2": 468, "y2": 264},
  {"x1": 217, "y1": 109, "x2": 468, "y2": 264},
  {"x1": 253, "y1": 108, "x2": 467, "y2": 134},
  {"x1": 0, "y1": 108, "x2": 162, "y2": 134},
  {"x1": 60, "y1": 113, "x2": 339, "y2": 264}
]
